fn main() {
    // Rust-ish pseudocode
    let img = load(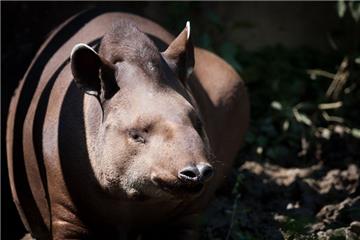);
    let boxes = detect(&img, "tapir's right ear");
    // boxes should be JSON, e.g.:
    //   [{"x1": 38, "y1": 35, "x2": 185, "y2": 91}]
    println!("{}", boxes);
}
[
  {"x1": 70, "y1": 43, "x2": 119, "y2": 101},
  {"x1": 162, "y1": 21, "x2": 194, "y2": 83}
]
